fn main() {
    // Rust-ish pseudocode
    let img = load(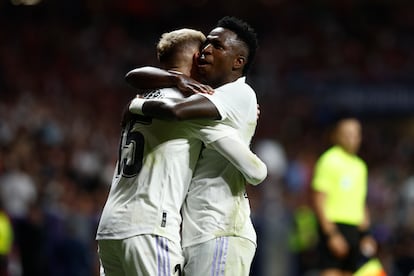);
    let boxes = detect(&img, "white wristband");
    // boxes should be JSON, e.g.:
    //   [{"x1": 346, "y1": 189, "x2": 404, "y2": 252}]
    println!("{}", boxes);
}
[{"x1": 129, "y1": 97, "x2": 146, "y2": 115}]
